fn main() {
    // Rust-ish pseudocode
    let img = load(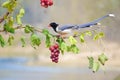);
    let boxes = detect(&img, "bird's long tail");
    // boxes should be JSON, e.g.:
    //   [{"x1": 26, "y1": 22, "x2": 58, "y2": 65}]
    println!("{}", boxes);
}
[{"x1": 77, "y1": 14, "x2": 115, "y2": 28}]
